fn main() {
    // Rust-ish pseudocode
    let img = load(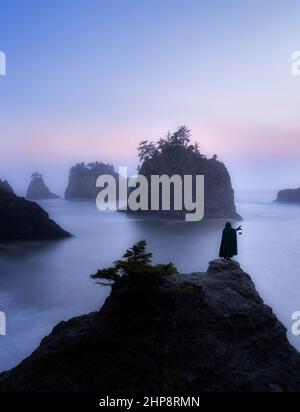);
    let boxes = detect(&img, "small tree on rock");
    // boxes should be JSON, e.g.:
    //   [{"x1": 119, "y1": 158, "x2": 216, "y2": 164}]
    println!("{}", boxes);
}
[{"x1": 91, "y1": 240, "x2": 177, "y2": 287}]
